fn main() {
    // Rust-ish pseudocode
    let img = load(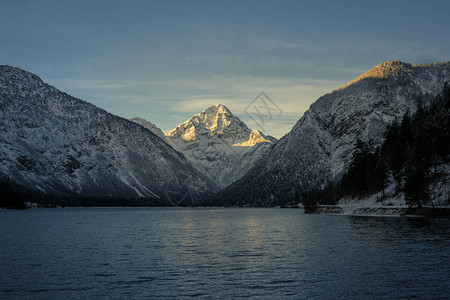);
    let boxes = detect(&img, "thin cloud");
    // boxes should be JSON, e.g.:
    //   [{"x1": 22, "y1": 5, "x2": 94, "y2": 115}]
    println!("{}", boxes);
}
[{"x1": 45, "y1": 74, "x2": 344, "y2": 138}]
